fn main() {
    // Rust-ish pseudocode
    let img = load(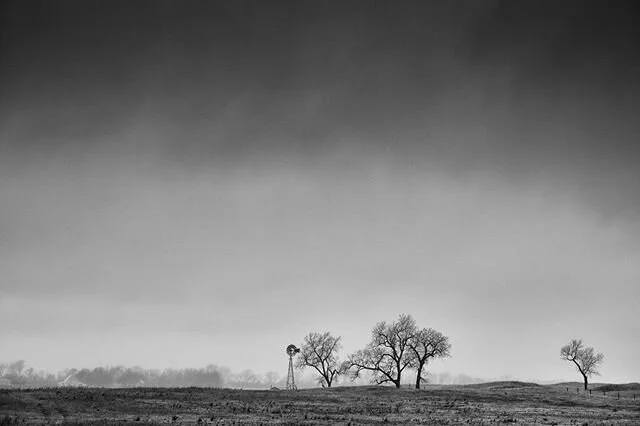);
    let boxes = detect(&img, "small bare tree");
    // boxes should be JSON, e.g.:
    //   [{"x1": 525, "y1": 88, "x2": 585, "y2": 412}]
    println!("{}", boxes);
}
[
  {"x1": 347, "y1": 314, "x2": 417, "y2": 388},
  {"x1": 296, "y1": 331, "x2": 345, "y2": 388},
  {"x1": 408, "y1": 328, "x2": 451, "y2": 389},
  {"x1": 560, "y1": 339, "x2": 604, "y2": 390}
]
